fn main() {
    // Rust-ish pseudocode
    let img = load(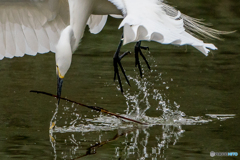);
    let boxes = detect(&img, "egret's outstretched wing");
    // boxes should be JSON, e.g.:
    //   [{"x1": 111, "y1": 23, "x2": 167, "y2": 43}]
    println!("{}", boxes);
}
[
  {"x1": 108, "y1": 0, "x2": 224, "y2": 55},
  {"x1": 0, "y1": 0, "x2": 69, "y2": 60}
]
